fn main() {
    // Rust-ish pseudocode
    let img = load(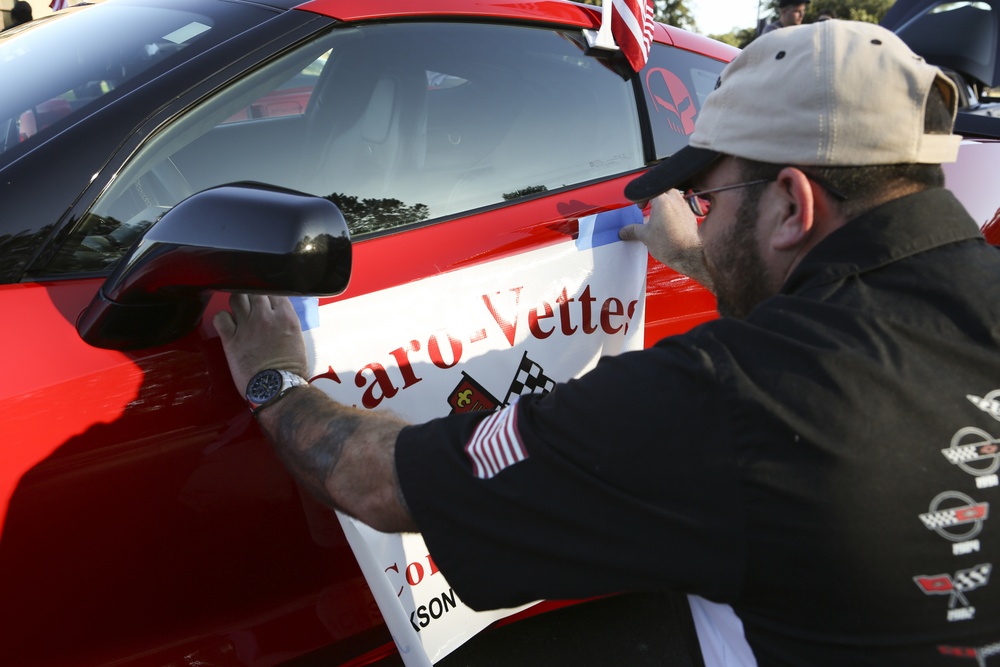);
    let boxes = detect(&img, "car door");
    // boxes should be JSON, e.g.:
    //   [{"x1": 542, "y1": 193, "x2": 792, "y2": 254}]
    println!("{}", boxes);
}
[{"x1": 0, "y1": 7, "x2": 392, "y2": 666}]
